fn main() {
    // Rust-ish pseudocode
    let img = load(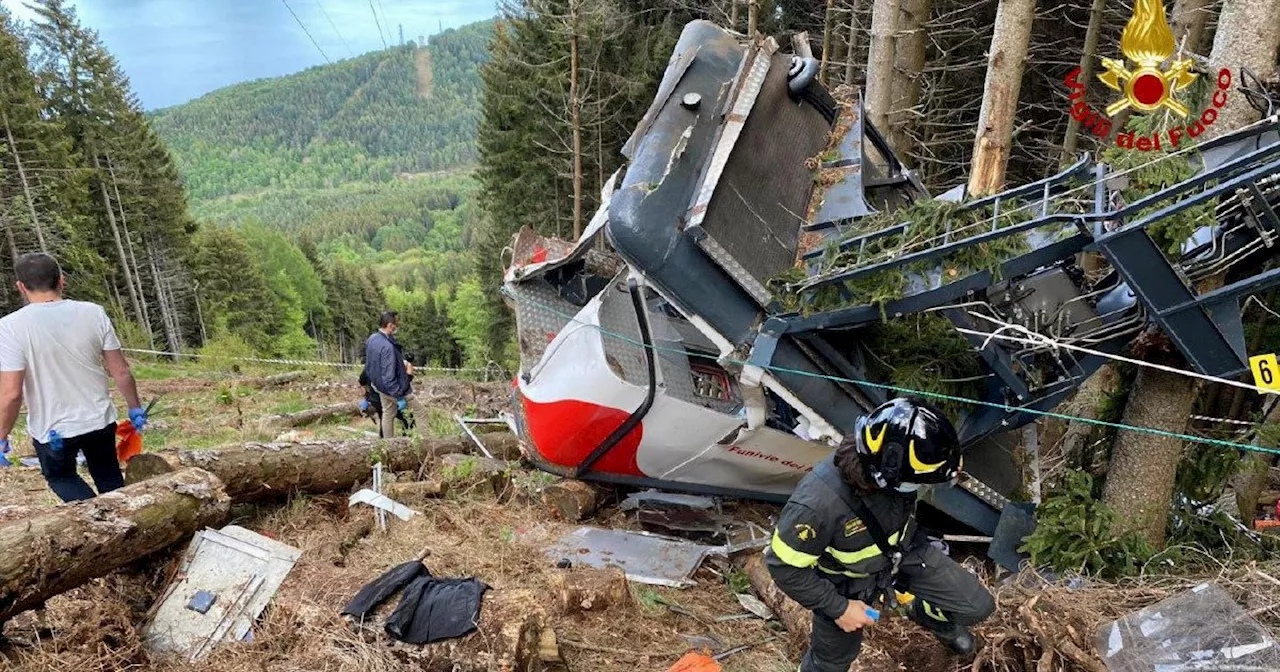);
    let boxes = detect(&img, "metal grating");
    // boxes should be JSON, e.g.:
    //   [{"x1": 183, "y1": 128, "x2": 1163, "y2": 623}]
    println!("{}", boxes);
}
[
  {"x1": 697, "y1": 52, "x2": 833, "y2": 300},
  {"x1": 510, "y1": 279, "x2": 580, "y2": 372}
]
